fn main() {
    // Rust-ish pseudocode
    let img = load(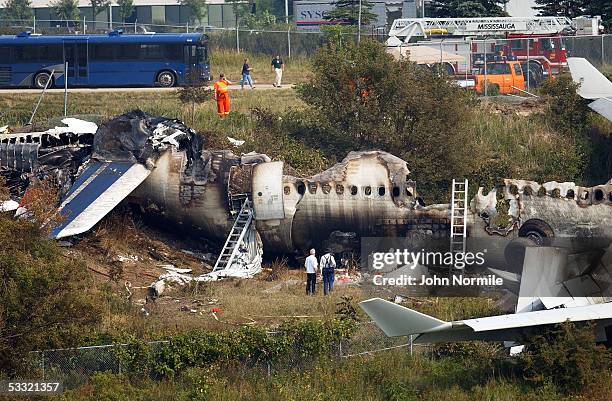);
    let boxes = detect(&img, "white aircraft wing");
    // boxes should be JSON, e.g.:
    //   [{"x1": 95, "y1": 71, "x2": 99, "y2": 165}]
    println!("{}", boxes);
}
[
  {"x1": 360, "y1": 298, "x2": 612, "y2": 343},
  {"x1": 567, "y1": 57, "x2": 612, "y2": 122},
  {"x1": 50, "y1": 160, "x2": 150, "y2": 239},
  {"x1": 567, "y1": 57, "x2": 612, "y2": 99}
]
